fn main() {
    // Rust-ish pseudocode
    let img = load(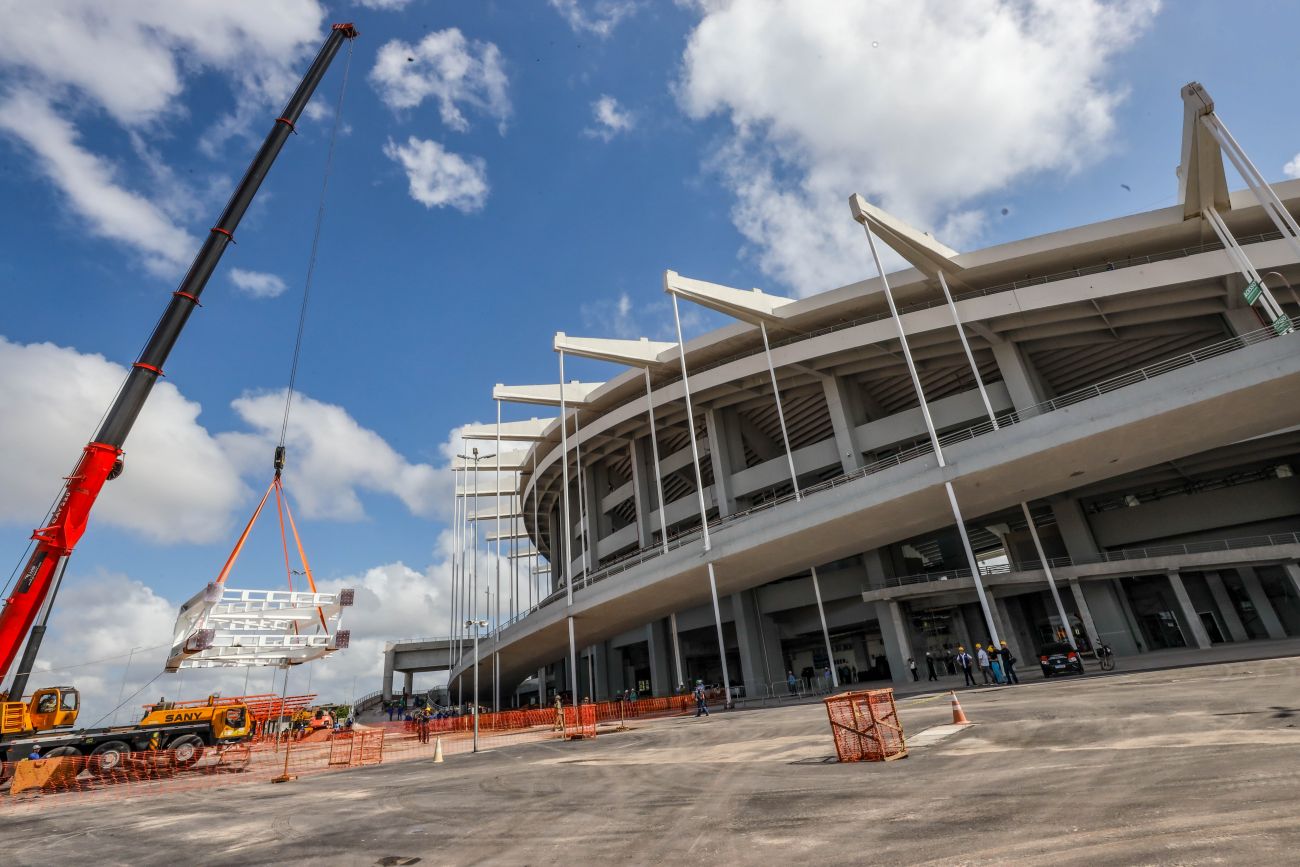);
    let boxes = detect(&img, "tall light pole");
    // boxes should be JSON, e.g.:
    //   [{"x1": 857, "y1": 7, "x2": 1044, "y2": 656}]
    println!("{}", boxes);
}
[{"x1": 465, "y1": 617, "x2": 487, "y2": 752}]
